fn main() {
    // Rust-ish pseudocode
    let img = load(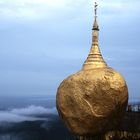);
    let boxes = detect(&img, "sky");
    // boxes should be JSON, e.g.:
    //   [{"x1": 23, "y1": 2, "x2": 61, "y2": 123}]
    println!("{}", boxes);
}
[{"x1": 0, "y1": 0, "x2": 140, "y2": 101}]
